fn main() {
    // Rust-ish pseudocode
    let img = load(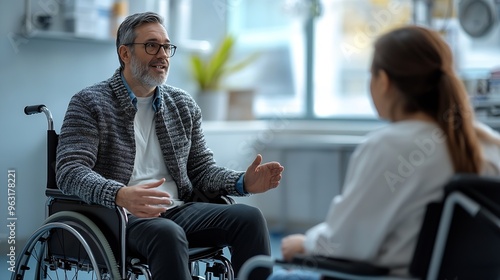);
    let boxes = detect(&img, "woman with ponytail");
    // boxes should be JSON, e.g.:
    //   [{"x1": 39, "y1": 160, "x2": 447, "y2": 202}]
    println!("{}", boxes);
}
[{"x1": 266, "y1": 25, "x2": 500, "y2": 279}]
